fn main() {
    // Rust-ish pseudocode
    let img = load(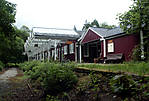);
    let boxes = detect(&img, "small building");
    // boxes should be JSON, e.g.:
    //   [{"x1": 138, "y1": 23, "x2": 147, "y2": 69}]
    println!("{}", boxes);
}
[
  {"x1": 79, "y1": 27, "x2": 139, "y2": 63},
  {"x1": 24, "y1": 27, "x2": 139, "y2": 63}
]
